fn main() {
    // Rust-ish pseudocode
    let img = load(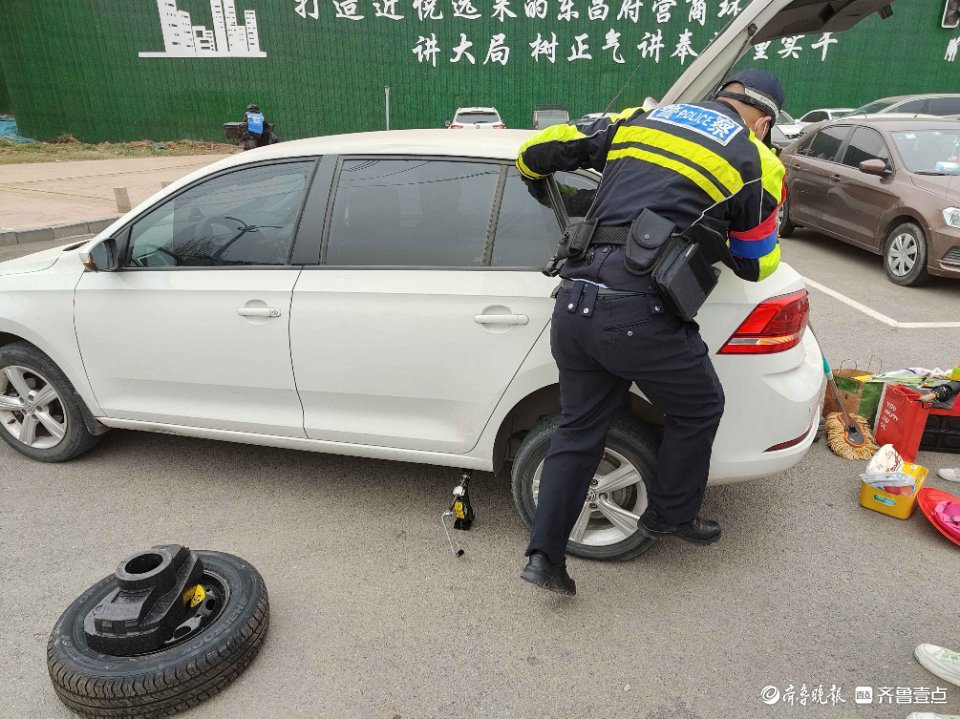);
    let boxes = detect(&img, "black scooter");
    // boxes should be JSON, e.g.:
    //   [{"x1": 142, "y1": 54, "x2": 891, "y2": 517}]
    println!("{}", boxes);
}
[{"x1": 223, "y1": 120, "x2": 279, "y2": 151}]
